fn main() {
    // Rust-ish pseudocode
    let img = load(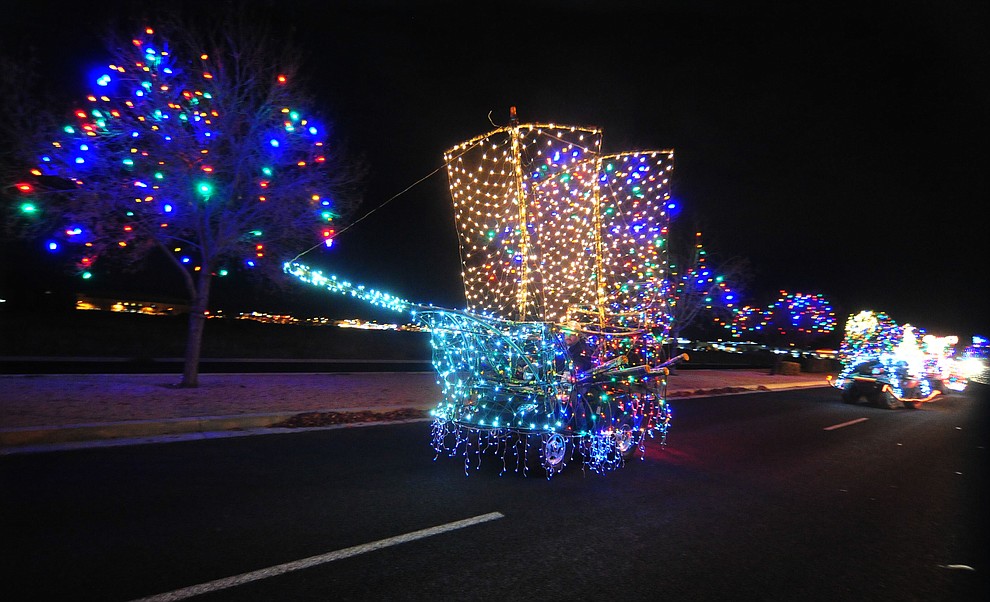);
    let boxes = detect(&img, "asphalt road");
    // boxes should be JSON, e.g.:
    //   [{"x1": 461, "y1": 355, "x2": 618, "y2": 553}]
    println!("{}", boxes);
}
[{"x1": 2, "y1": 387, "x2": 987, "y2": 601}]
